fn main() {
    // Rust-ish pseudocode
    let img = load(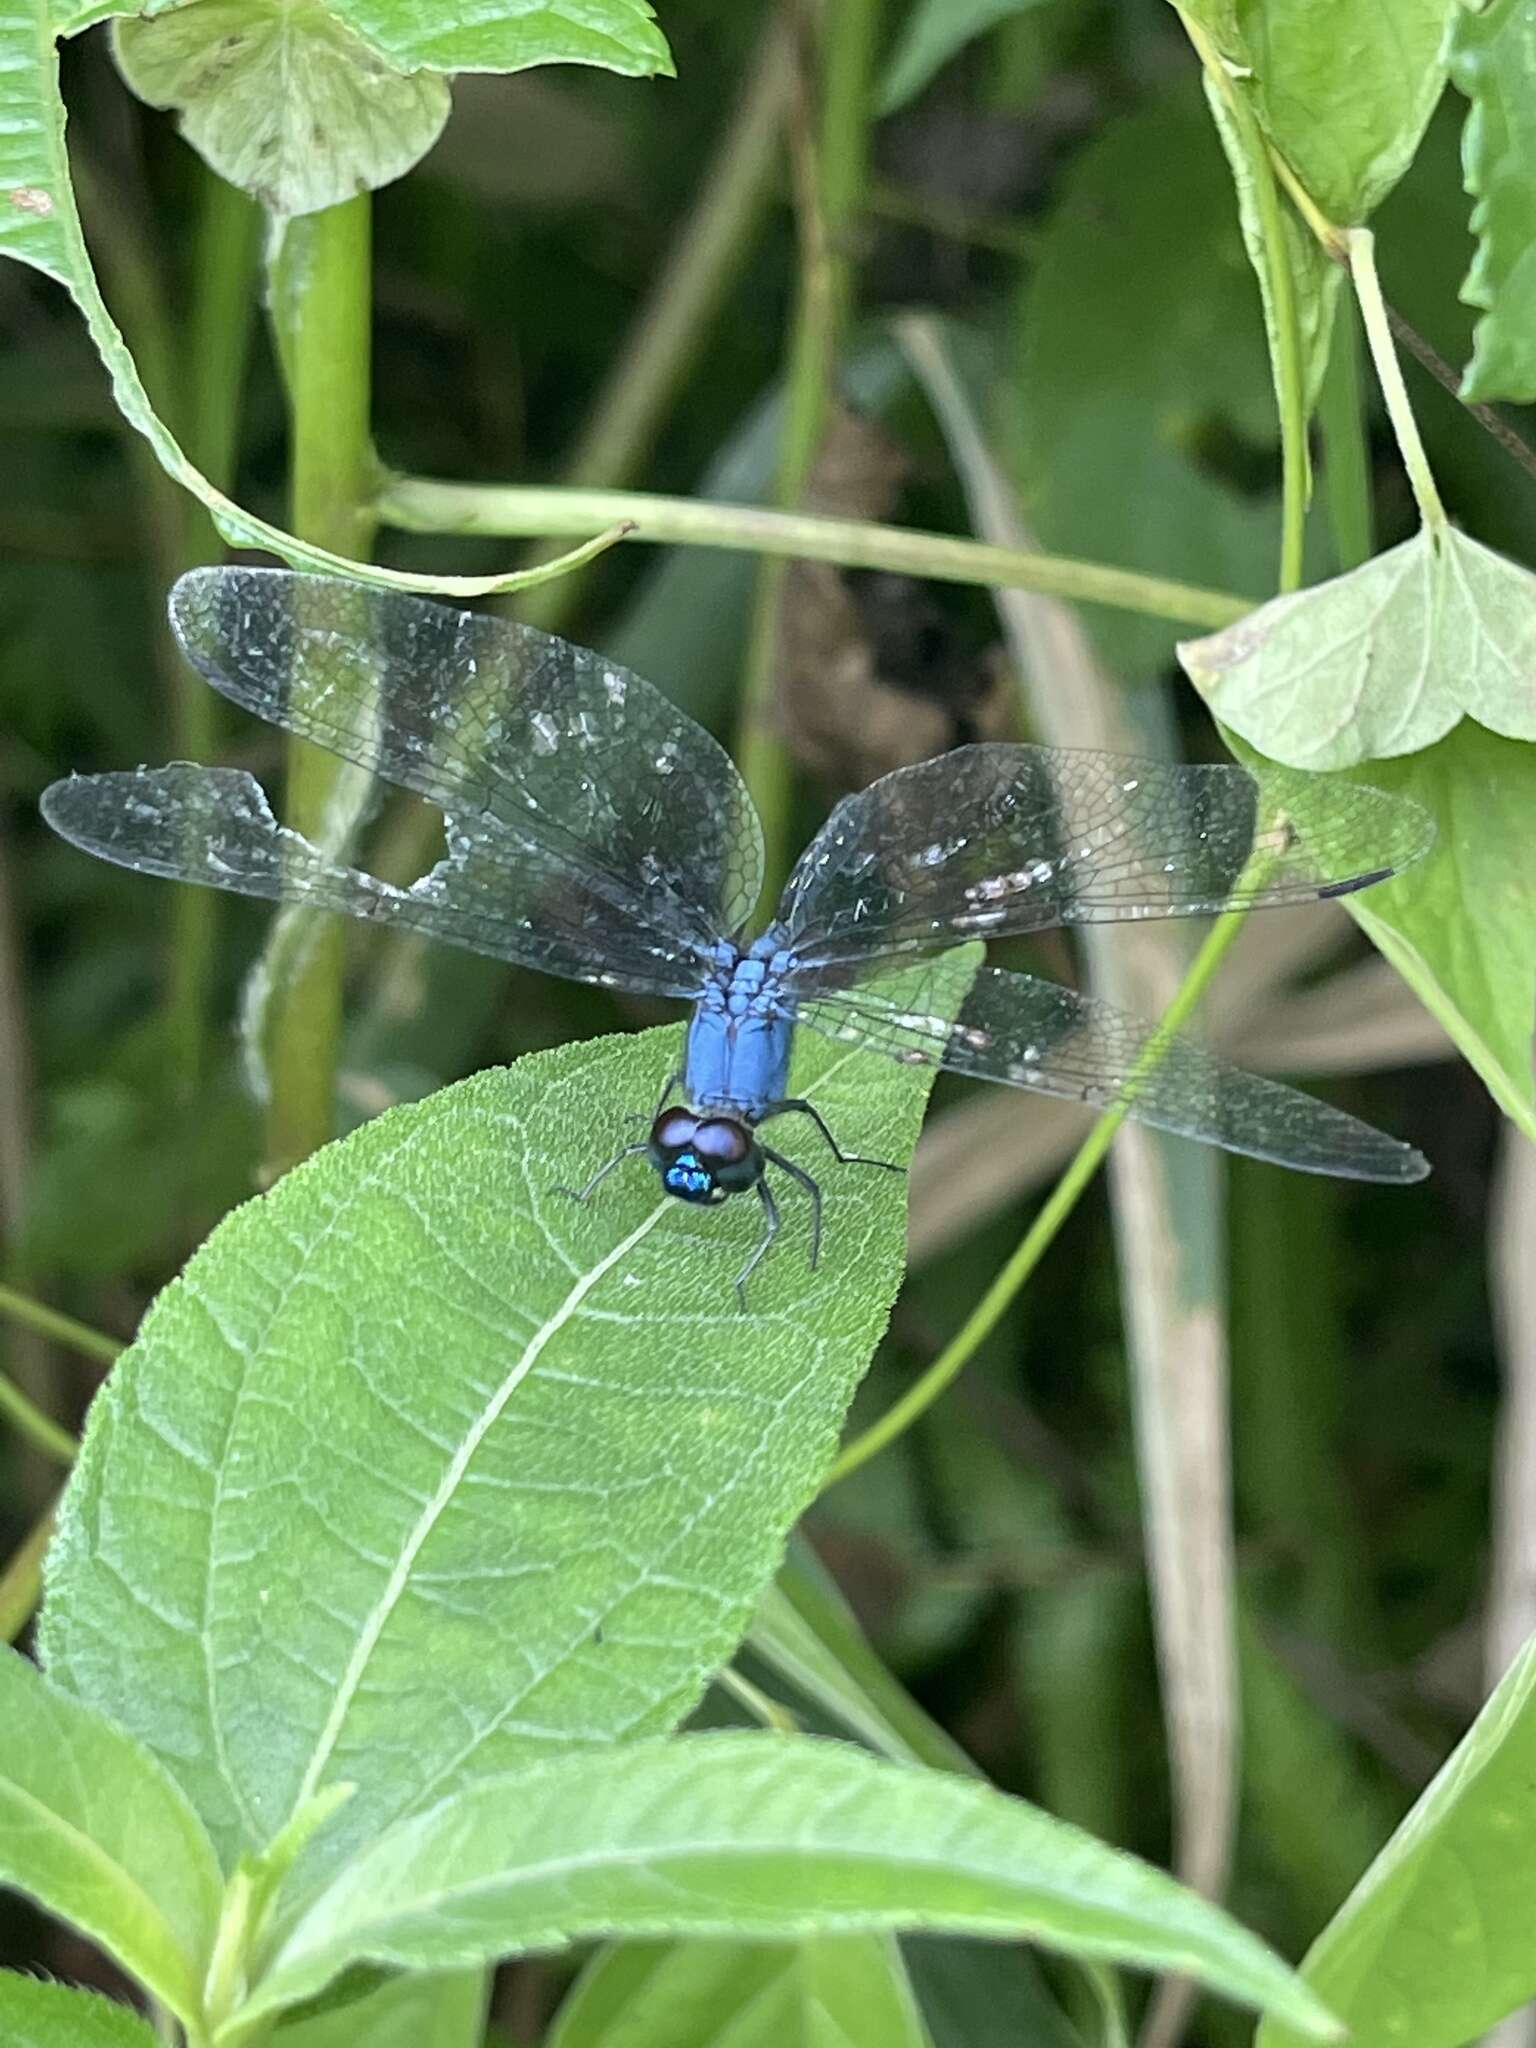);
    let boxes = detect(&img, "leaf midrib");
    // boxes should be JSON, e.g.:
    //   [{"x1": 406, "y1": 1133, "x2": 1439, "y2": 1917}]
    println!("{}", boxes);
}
[{"x1": 286, "y1": 1199, "x2": 667, "y2": 1818}]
